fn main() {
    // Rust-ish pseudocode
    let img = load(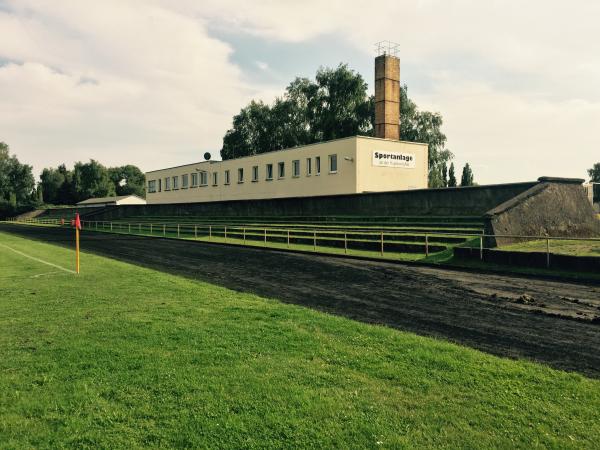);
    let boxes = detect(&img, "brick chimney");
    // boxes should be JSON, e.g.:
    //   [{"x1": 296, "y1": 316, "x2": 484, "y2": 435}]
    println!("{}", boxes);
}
[{"x1": 374, "y1": 54, "x2": 400, "y2": 140}]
